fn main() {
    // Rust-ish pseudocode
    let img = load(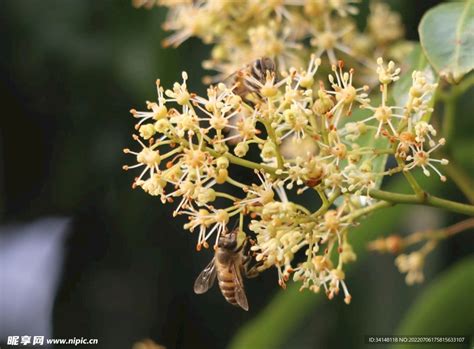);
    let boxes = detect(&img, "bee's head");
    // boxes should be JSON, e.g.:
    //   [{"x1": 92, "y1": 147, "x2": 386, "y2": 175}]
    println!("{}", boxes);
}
[
  {"x1": 258, "y1": 57, "x2": 276, "y2": 73},
  {"x1": 252, "y1": 57, "x2": 276, "y2": 82},
  {"x1": 217, "y1": 229, "x2": 238, "y2": 250}
]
